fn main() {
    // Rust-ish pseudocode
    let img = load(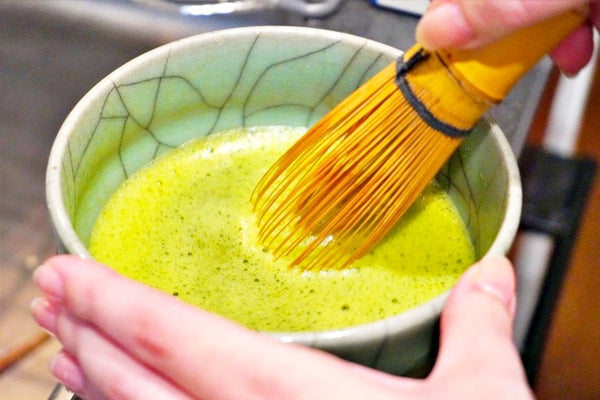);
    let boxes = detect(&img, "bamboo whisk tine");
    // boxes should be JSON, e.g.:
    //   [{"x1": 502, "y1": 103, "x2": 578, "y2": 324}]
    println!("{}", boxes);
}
[{"x1": 252, "y1": 62, "x2": 463, "y2": 271}]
